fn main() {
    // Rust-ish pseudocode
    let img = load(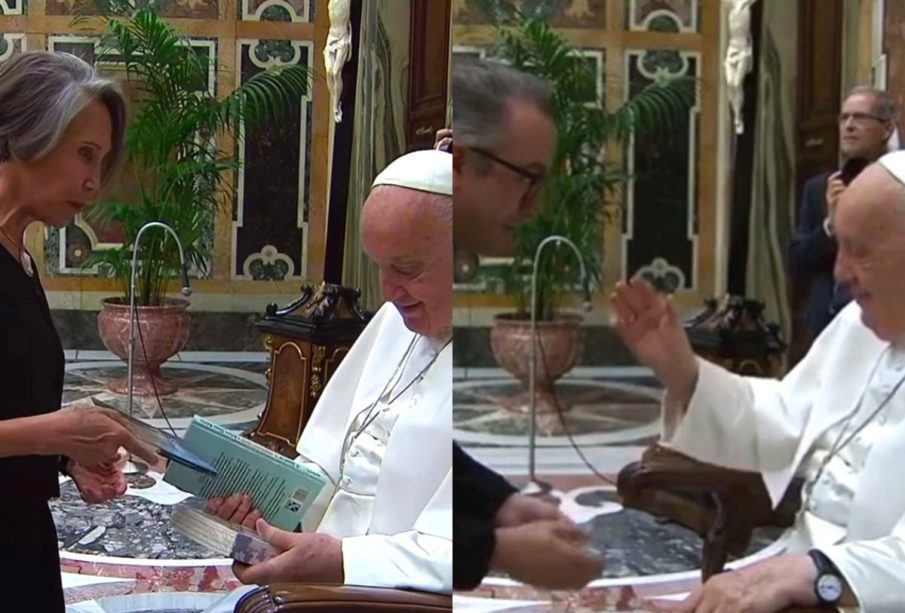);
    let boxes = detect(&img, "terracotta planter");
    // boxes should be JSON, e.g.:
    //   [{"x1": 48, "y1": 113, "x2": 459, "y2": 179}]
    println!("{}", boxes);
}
[
  {"x1": 98, "y1": 297, "x2": 191, "y2": 397},
  {"x1": 490, "y1": 313, "x2": 584, "y2": 434}
]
